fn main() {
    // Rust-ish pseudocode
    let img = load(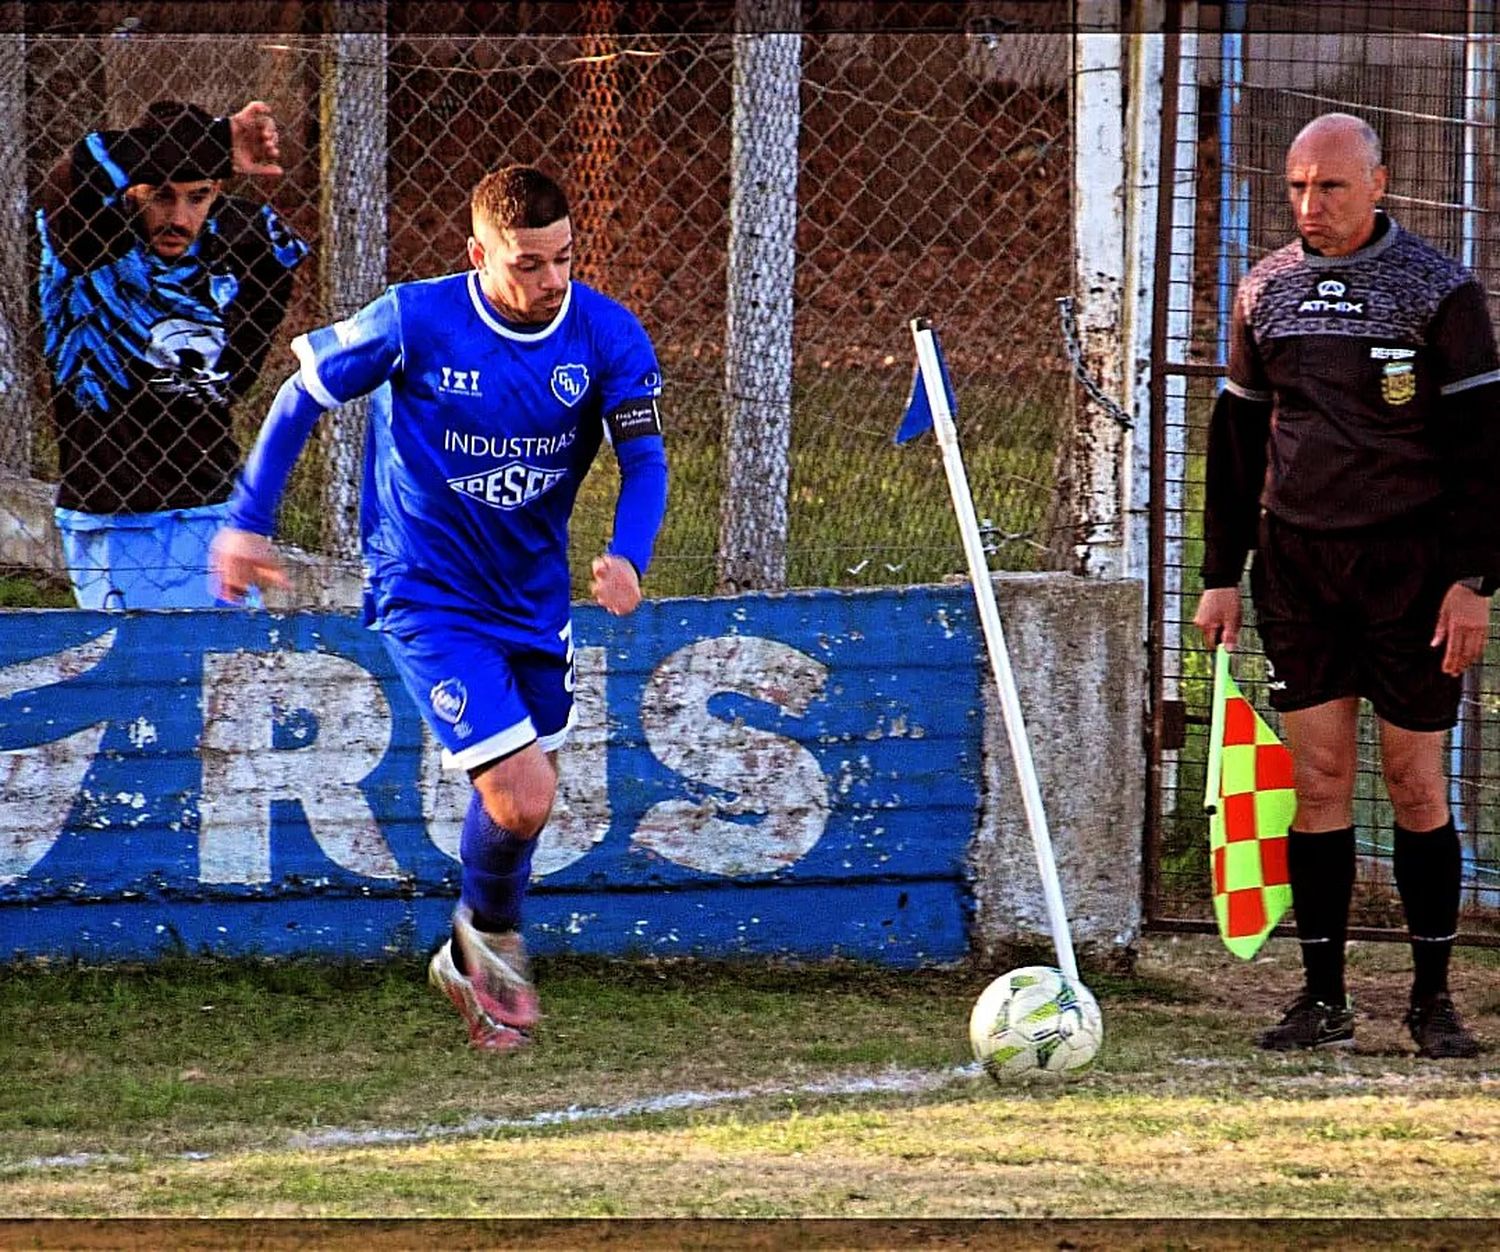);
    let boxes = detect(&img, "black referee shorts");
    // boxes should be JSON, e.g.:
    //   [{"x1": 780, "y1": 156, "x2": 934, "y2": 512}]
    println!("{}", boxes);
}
[{"x1": 1249, "y1": 510, "x2": 1461, "y2": 732}]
